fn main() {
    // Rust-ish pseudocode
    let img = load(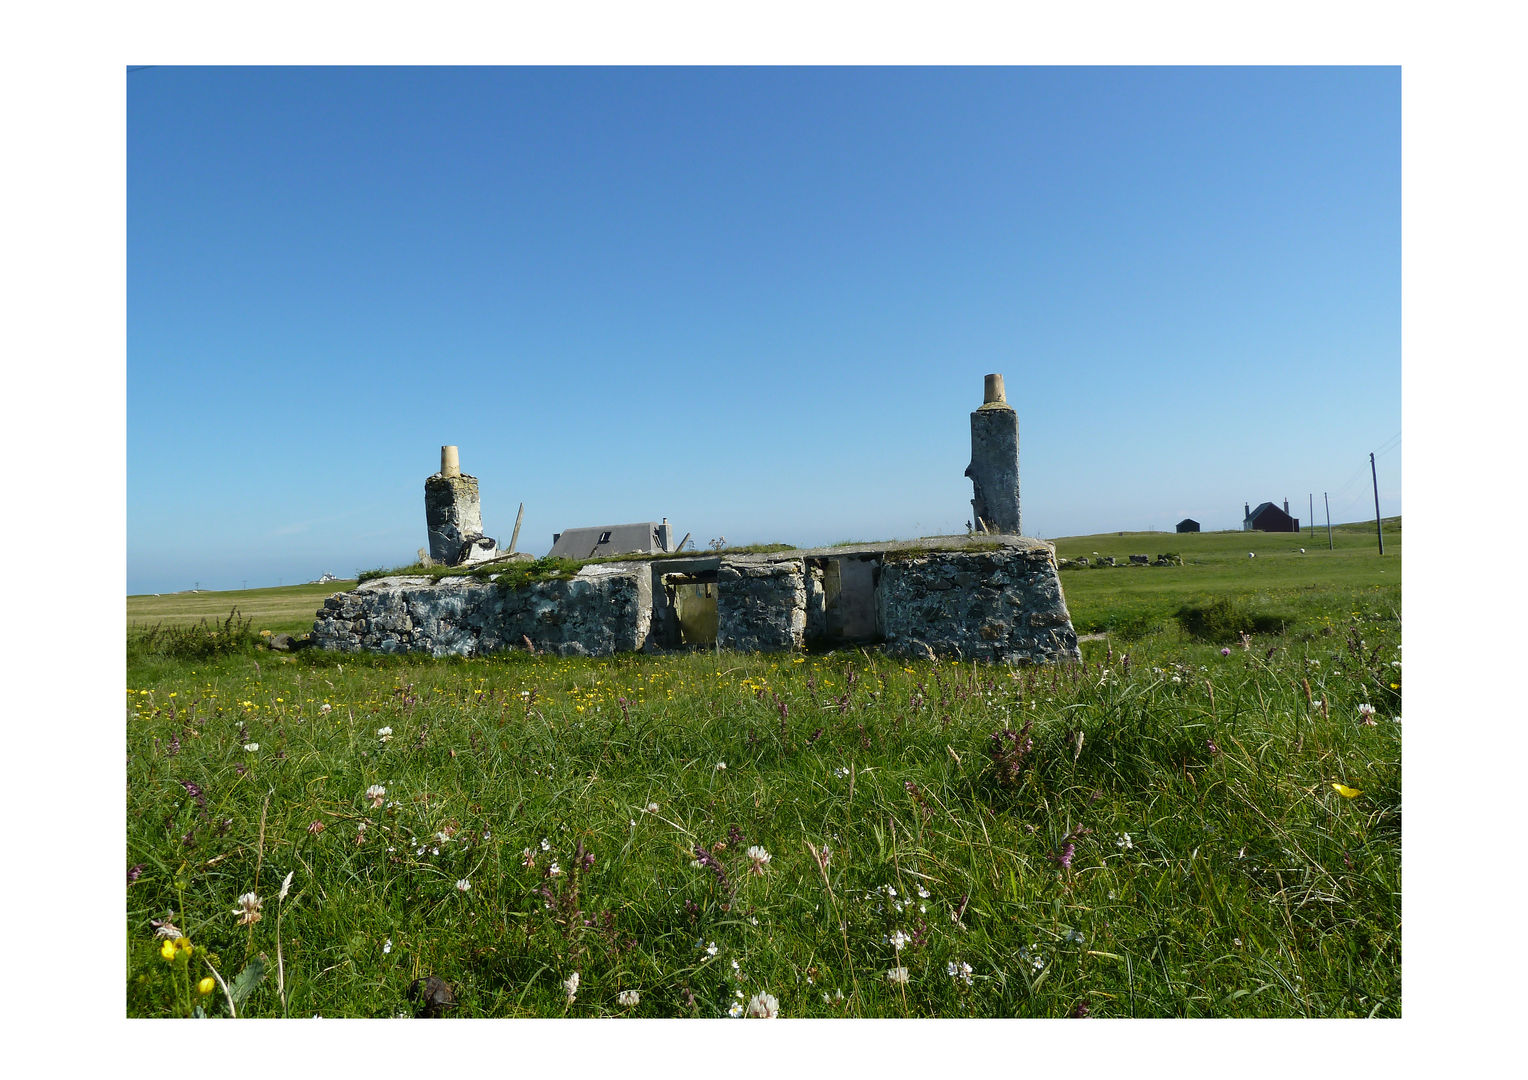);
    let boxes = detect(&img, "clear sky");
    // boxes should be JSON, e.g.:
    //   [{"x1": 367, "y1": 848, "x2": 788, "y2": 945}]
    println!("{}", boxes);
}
[{"x1": 127, "y1": 65, "x2": 1399, "y2": 594}]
